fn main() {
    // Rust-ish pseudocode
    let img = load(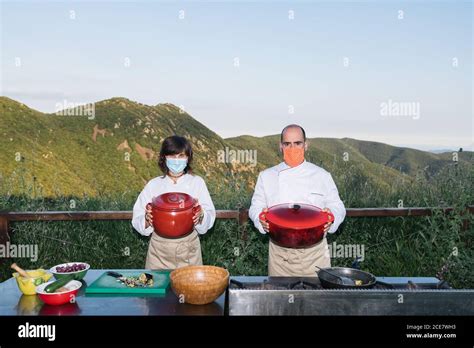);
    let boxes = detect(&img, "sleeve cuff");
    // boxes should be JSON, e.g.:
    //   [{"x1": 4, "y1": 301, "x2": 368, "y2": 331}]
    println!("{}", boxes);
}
[
  {"x1": 143, "y1": 225, "x2": 154, "y2": 236},
  {"x1": 194, "y1": 210, "x2": 209, "y2": 235},
  {"x1": 257, "y1": 222, "x2": 267, "y2": 235}
]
